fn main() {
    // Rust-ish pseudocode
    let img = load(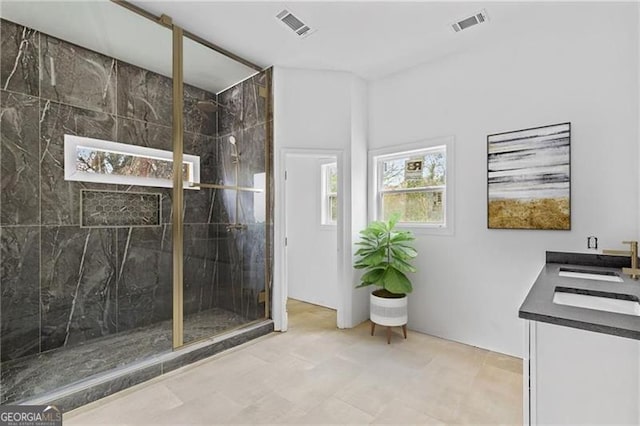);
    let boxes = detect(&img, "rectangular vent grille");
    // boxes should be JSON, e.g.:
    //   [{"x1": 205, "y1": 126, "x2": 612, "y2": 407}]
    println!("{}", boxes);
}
[
  {"x1": 276, "y1": 9, "x2": 315, "y2": 38},
  {"x1": 281, "y1": 13, "x2": 304, "y2": 31},
  {"x1": 451, "y1": 9, "x2": 489, "y2": 32}
]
